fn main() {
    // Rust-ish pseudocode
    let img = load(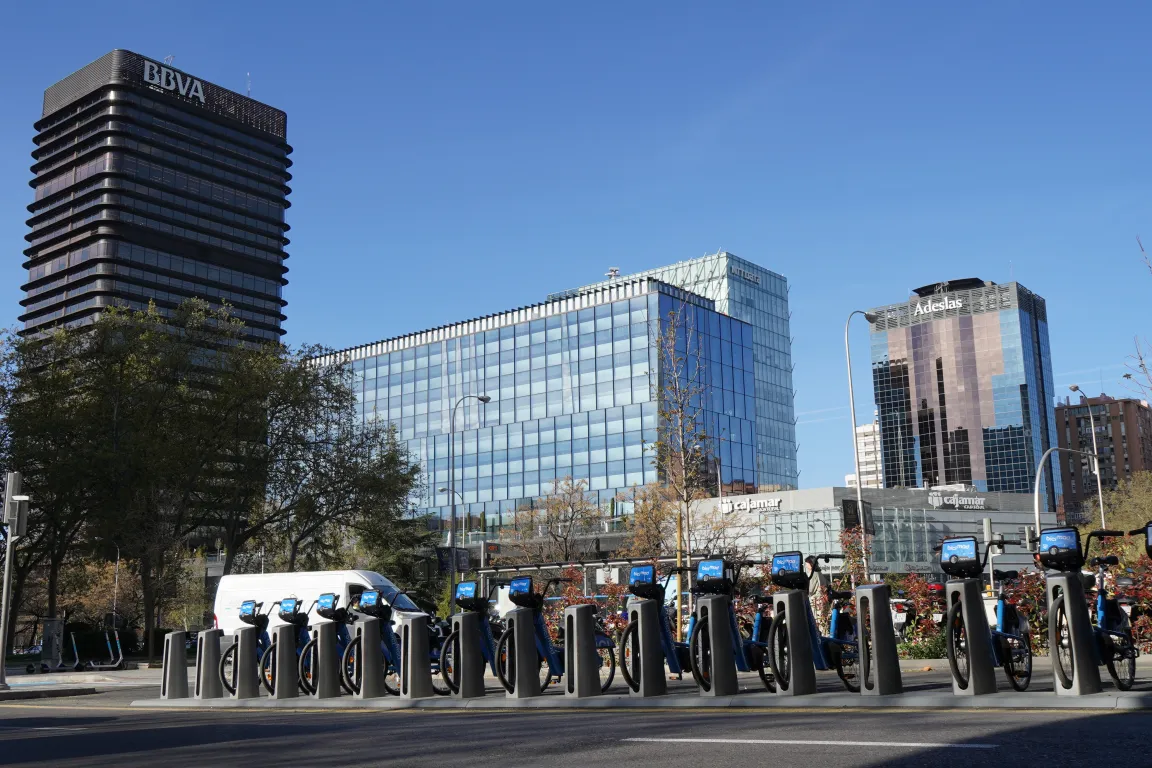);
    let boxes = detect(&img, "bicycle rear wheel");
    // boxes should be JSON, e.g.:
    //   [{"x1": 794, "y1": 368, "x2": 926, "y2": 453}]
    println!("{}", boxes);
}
[
  {"x1": 766, "y1": 609, "x2": 791, "y2": 691},
  {"x1": 1106, "y1": 630, "x2": 1136, "y2": 691},
  {"x1": 618, "y1": 623, "x2": 639, "y2": 692},
  {"x1": 597, "y1": 640, "x2": 616, "y2": 692},
  {"x1": 1049, "y1": 595, "x2": 1074, "y2": 690},
  {"x1": 946, "y1": 601, "x2": 970, "y2": 690},
  {"x1": 834, "y1": 616, "x2": 860, "y2": 693},
  {"x1": 1003, "y1": 632, "x2": 1032, "y2": 692}
]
